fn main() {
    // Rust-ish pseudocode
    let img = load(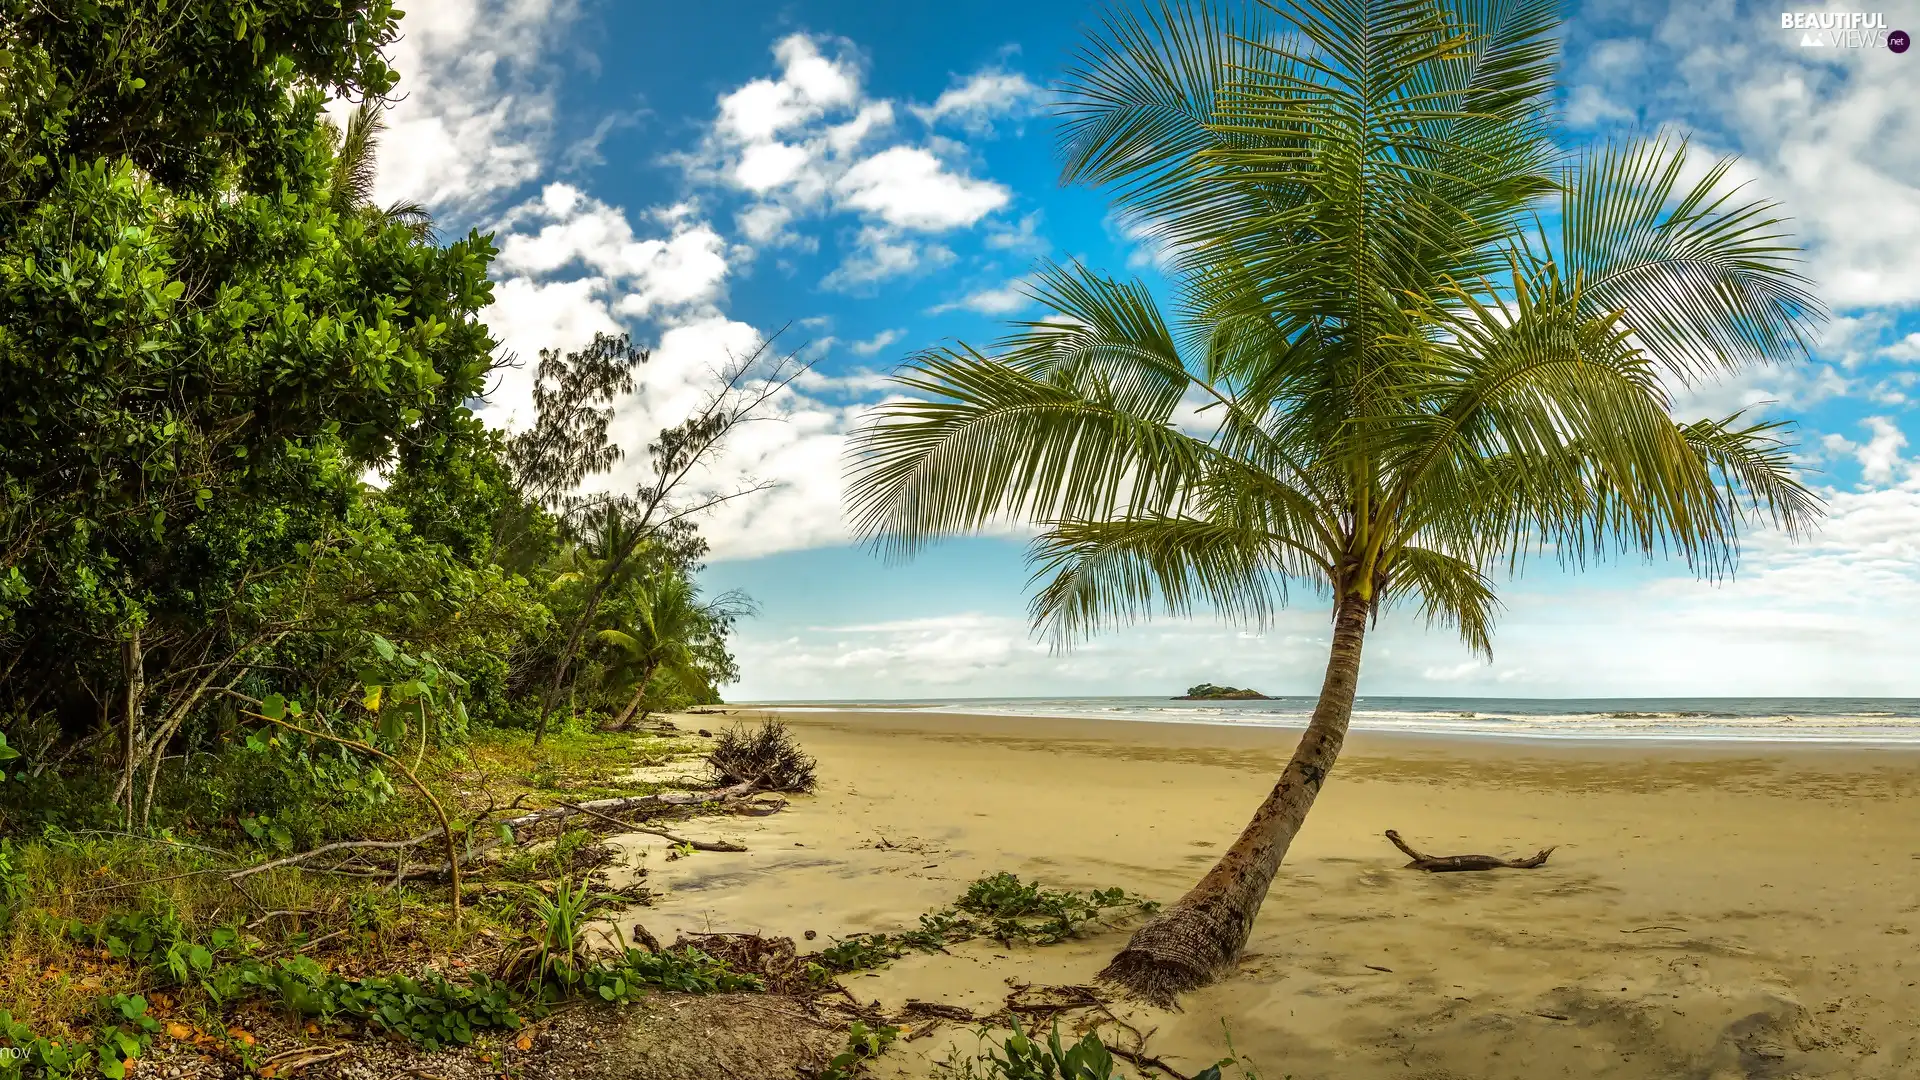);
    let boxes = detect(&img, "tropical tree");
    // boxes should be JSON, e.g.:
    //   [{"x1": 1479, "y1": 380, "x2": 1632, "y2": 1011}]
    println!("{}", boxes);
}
[
  {"x1": 597, "y1": 569, "x2": 754, "y2": 728},
  {"x1": 515, "y1": 332, "x2": 806, "y2": 745},
  {"x1": 844, "y1": 0, "x2": 1824, "y2": 1004}
]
